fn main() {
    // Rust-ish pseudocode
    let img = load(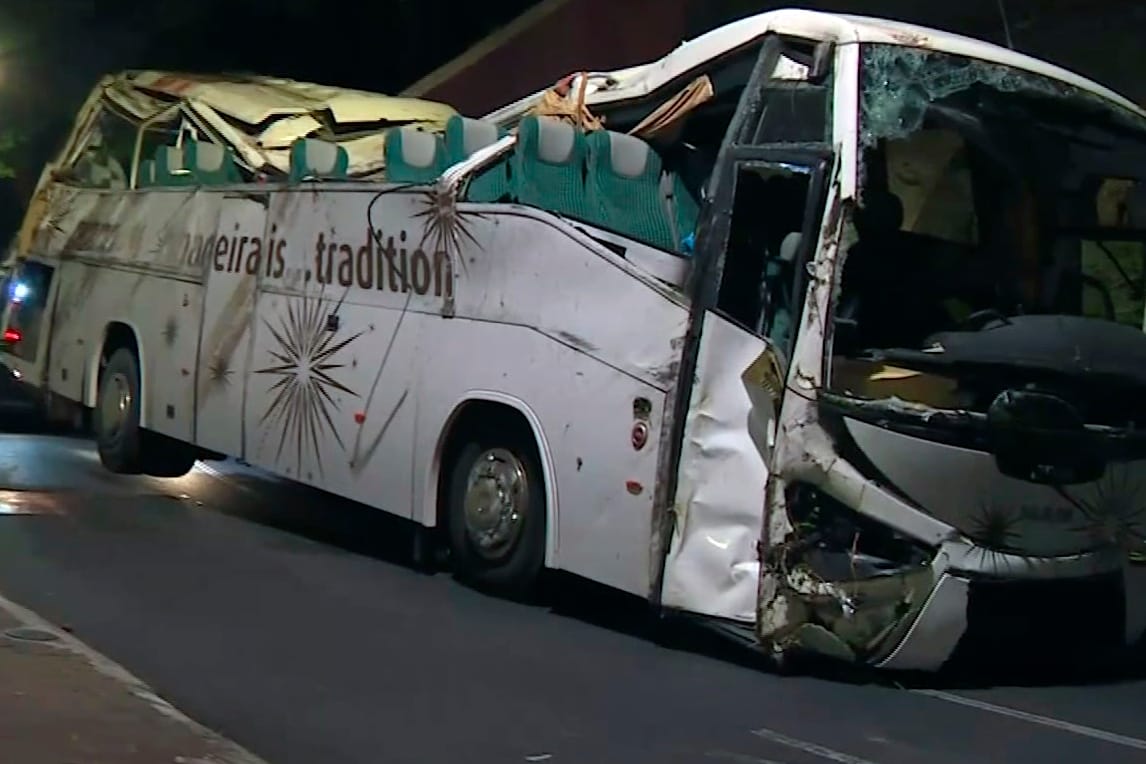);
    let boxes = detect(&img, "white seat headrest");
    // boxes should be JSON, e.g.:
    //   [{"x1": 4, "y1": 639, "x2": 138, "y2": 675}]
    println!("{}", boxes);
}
[
  {"x1": 779, "y1": 231, "x2": 802, "y2": 263},
  {"x1": 303, "y1": 139, "x2": 341, "y2": 174},
  {"x1": 163, "y1": 146, "x2": 189, "y2": 174},
  {"x1": 533, "y1": 117, "x2": 576, "y2": 164},
  {"x1": 606, "y1": 131, "x2": 650, "y2": 178},
  {"x1": 461, "y1": 118, "x2": 499, "y2": 157},
  {"x1": 195, "y1": 142, "x2": 225, "y2": 173},
  {"x1": 399, "y1": 128, "x2": 439, "y2": 169}
]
